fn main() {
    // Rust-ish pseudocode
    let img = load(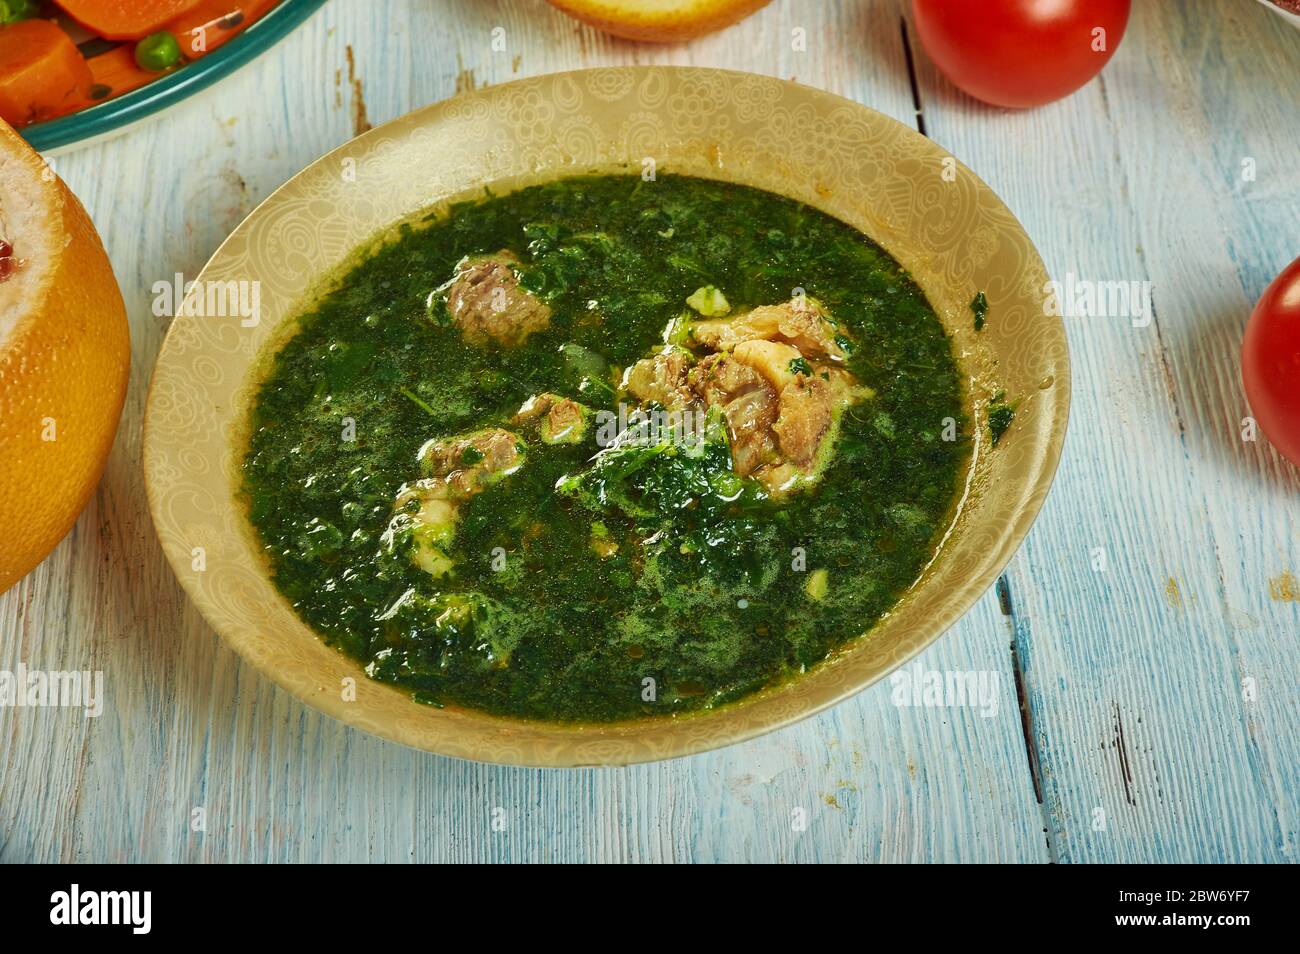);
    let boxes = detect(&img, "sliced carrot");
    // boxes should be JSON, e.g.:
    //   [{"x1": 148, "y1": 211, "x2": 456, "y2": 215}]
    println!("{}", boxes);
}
[
  {"x1": 84, "y1": 46, "x2": 155, "y2": 102},
  {"x1": 54, "y1": 0, "x2": 204, "y2": 42},
  {"x1": 5, "y1": 0, "x2": 284, "y2": 125},
  {"x1": 0, "y1": 20, "x2": 93, "y2": 128},
  {"x1": 66, "y1": 1, "x2": 281, "y2": 114},
  {"x1": 165, "y1": 0, "x2": 280, "y2": 58}
]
